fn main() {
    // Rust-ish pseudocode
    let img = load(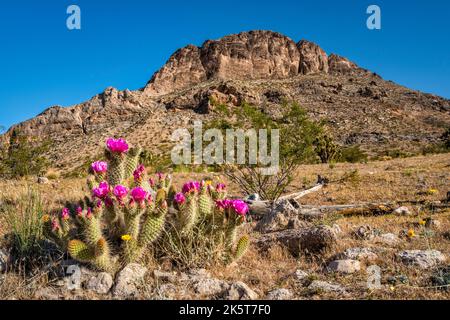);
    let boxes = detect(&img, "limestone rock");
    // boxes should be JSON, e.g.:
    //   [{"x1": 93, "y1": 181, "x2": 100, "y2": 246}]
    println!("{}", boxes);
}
[
  {"x1": 338, "y1": 247, "x2": 378, "y2": 263},
  {"x1": 393, "y1": 206, "x2": 411, "y2": 216},
  {"x1": 266, "y1": 288, "x2": 293, "y2": 300},
  {"x1": 224, "y1": 281, "x2": 258, "y2": 300},
  {"x1": 327, "y1": 259, "x2": 361, "y2": 274},
  {"x1": 86, "y1": 272, "x2": 114, "y2": 294},
  {"x1": 398, "y1": 250, "x2": 446, "y2": 269},
  {"x1": 375, "y1": 233, "x2": 401, "y2": 246},
  {"x1": 112, "y1": 263, "x2": 148, "y2": 298},
  {"x1": 192, "y1": 278, "x2": 229, "y2": 296}
]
